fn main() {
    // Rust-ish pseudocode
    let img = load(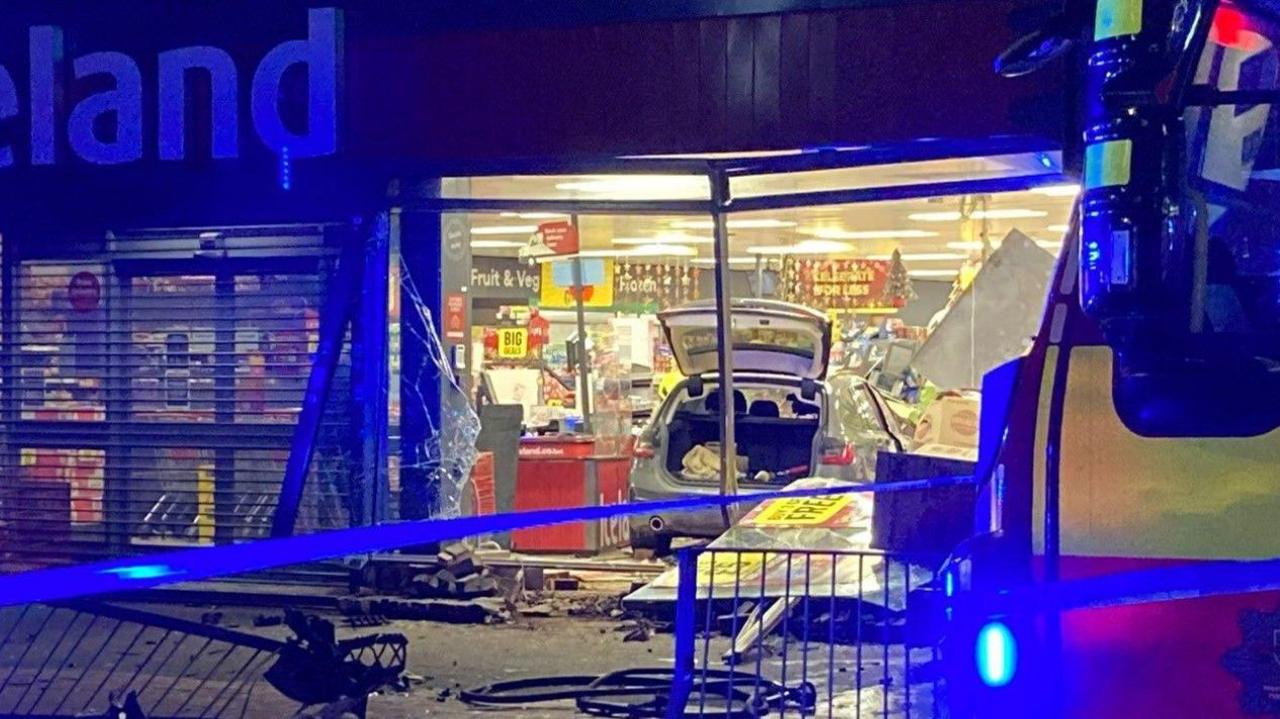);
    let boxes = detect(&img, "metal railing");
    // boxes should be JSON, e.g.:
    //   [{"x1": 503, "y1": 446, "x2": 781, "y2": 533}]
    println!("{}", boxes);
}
[
  {"x1": 670, "y1": 546, "x2": 944, "y2": 719},
  {"x1": 0, "y1": 602, "x2": 405, "y2": 718}
]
